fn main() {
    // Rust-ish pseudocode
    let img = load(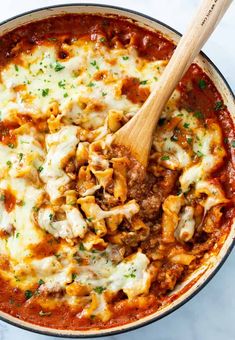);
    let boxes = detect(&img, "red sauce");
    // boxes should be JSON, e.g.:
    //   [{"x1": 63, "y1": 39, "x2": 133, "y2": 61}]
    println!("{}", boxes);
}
[
  {"x1": 3, "y1": 190, "x2": 16, "y2": 213},
  {"x1": 29, "y1": 234, "x2": 61, "y2": 259},
  {"x1": 0, "y1": 14, "x2": 233, "y2": 331},
  {"x1": 0, "y1": 121, "x2": 18, "y2": 147},
  {"x1": 121, "y1": 77, "x2": 150, "y2": 104},
  {"x1": 0, "y1": 15, "x2": 175, "y2": 68}
]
